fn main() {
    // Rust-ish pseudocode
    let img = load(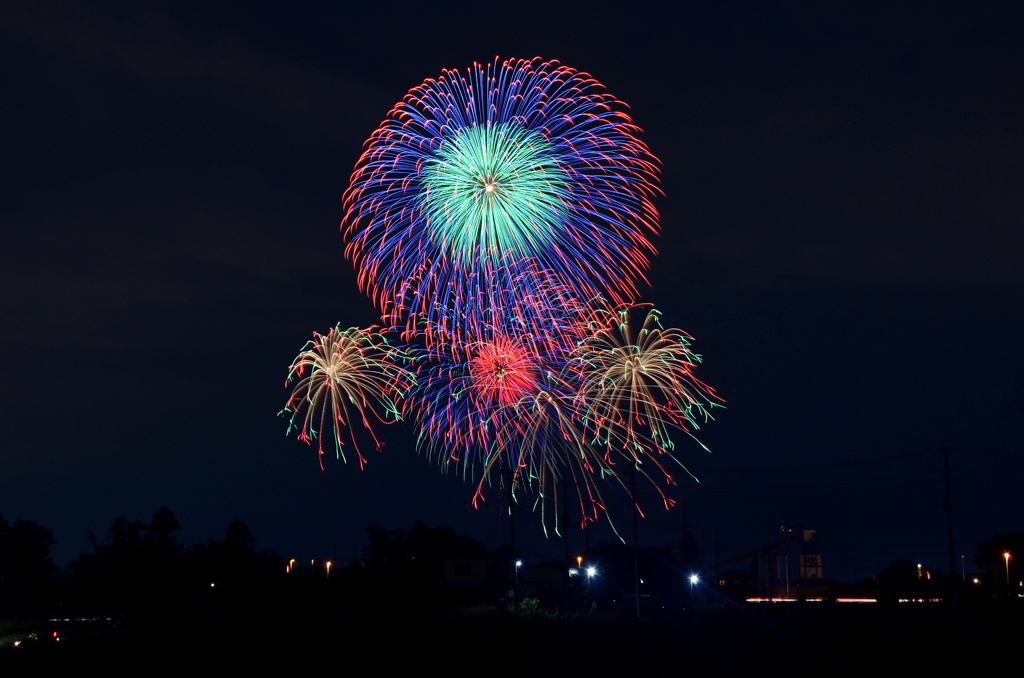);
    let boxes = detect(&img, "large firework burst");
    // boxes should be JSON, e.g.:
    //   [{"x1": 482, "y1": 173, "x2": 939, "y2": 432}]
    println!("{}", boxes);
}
[
  {"x1": 413, "y1": 321, "x2": 613, "y2": 536},
  {"x1": 576, "y1": 304, "x2": 721, "y2": 493},
  {"x1": 342, "y1": 57, "x2": 661, "y2": 335},
  {"x1": 407, "y1": 283, "x2": 660, "y2": 536},
  {"x1": 282, "y1": 325, "x2": 417, "y2": 469},
  {"x1": 410, "y1": 280, "x2": 586, "y2": 476}
]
